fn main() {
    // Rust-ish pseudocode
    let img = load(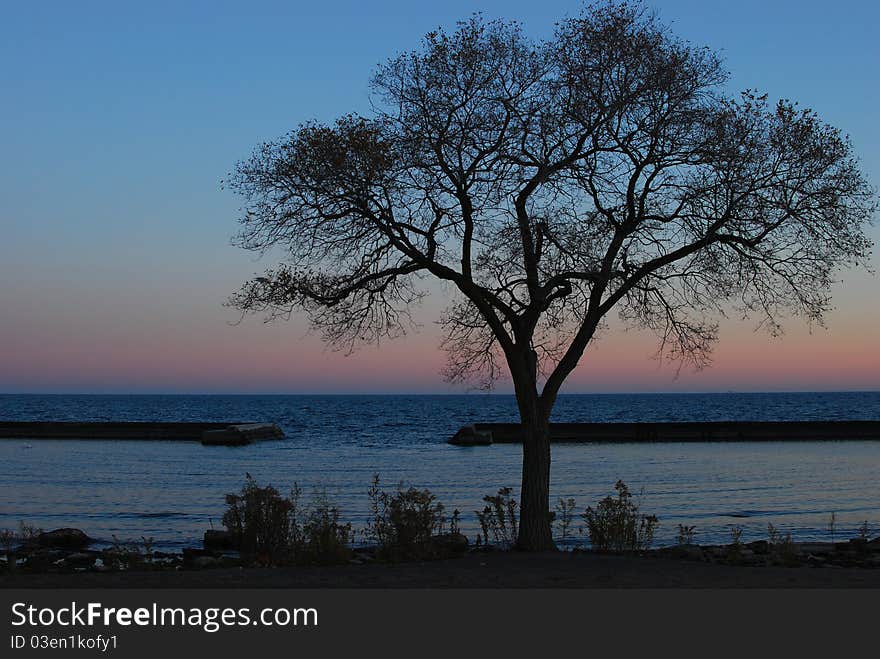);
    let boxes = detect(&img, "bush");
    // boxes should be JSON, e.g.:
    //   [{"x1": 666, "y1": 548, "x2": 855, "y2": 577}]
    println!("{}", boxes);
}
[
  {"x1": 582, "y1": 480, "x2": 658, "y2": 552},
  {"x1": 366, "y1": 474, "x2": 450, "y2": 559},
  {"x1": 0, "y1": 522, "x2": 45, "y2": 573},
  {"x1": 221, "y1": 477, "x2": 353, "y2": 566},
  {"x1": 476, "y1": 487, "x2": 519, "y2": 548},
  {"x1": 0, "y1": 522, "x2": 42, "y2": 550},
  {"x1": 298, "y1": 488, "x2": 353, "y2": 565},
  {"x1": 222, "y1": 476, "x2": 294, "y2": 565},
  {"x1": 0, "y1": 529, "x2": 15, "y2": 573}
]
